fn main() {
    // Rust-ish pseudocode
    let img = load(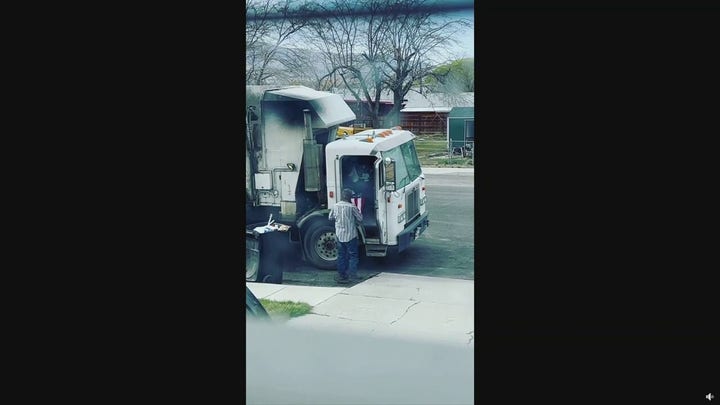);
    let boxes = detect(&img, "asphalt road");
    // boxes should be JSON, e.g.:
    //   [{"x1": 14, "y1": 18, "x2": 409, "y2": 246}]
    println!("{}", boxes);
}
[{"x1": 280, "y1": 169, "x2": 475, "y2": 287}]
